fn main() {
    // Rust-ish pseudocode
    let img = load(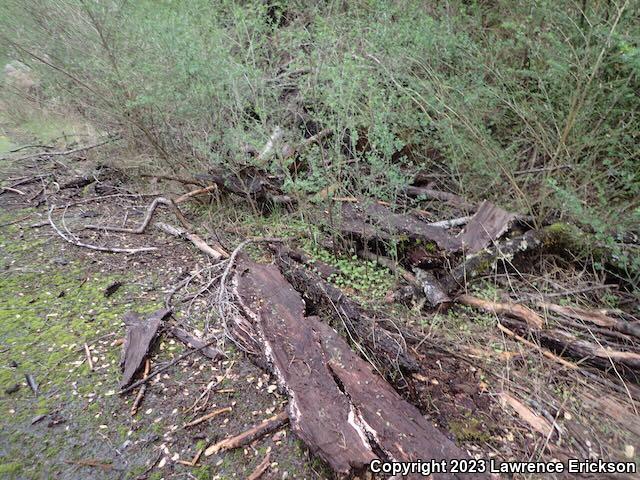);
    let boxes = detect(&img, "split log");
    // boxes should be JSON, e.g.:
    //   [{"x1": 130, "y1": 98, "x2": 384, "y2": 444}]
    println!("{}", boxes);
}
[
  {"x1": 274, "y1": 246, "x2": 420, "y2": 373},
  {"x1": 233, "y1": 259, "x2": 485, "y2": 478},
  {"x1": 169, "y1": 326, "x2": 225, "y2": 361},
  {"x1": 119, "y1": 309, "x2": 170, "y2": 388},
  {"x1": 205, "y1": 411, "x2": 289, "y2": 456}
]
